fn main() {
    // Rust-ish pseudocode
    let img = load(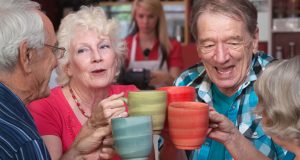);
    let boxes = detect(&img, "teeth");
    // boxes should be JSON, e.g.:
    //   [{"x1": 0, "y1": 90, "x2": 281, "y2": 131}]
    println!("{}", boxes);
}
[{"x1": 216, "y1": 67, "x2": 232, "y2": 74}]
